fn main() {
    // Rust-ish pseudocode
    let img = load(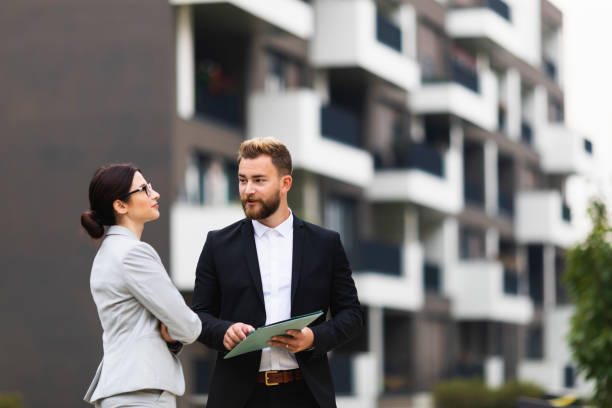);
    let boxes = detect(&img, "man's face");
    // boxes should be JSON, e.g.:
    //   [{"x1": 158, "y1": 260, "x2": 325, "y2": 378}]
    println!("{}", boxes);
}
[{"x1": 238, "y1": 155, "x2": 283, "y2": 220}]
